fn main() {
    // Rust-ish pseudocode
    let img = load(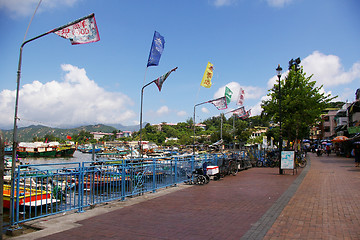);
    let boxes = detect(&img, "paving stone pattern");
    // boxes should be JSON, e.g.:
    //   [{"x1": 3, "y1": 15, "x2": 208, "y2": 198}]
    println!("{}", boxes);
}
[
  {"x1": 38, "y1": 167, "x2": 298, "y2": 240},
  {"x1": 264, "y1": 154, "x2": 360, "y2": 239},
  {"x1": 17, "y1": 153, "x2": 360, "y2": 240}
]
